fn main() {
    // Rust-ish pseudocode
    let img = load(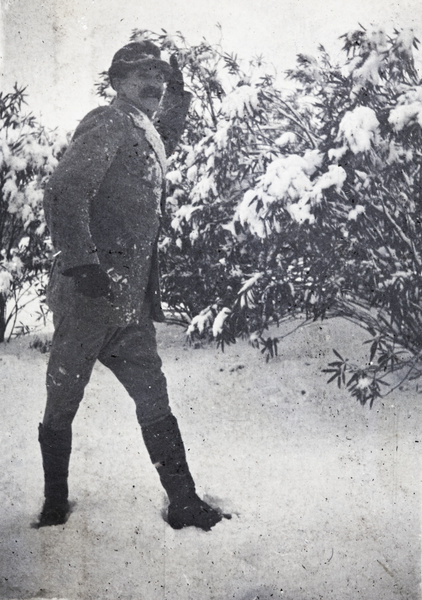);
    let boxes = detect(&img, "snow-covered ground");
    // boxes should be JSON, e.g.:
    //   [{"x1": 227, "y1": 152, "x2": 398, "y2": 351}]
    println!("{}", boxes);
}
[{"x1": 0, "y1": 317, "x2": 420, "y2": 600}]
